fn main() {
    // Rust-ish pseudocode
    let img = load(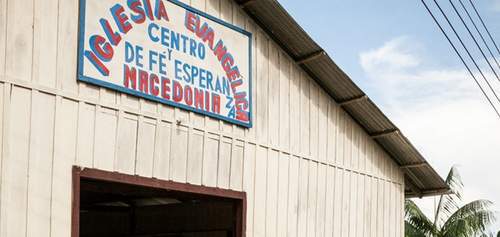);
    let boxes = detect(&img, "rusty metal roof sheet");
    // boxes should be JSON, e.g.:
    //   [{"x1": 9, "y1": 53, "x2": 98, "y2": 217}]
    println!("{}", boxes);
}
[{"x1": 237, "y1": 0, "x2": 449, "y2": 197}]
